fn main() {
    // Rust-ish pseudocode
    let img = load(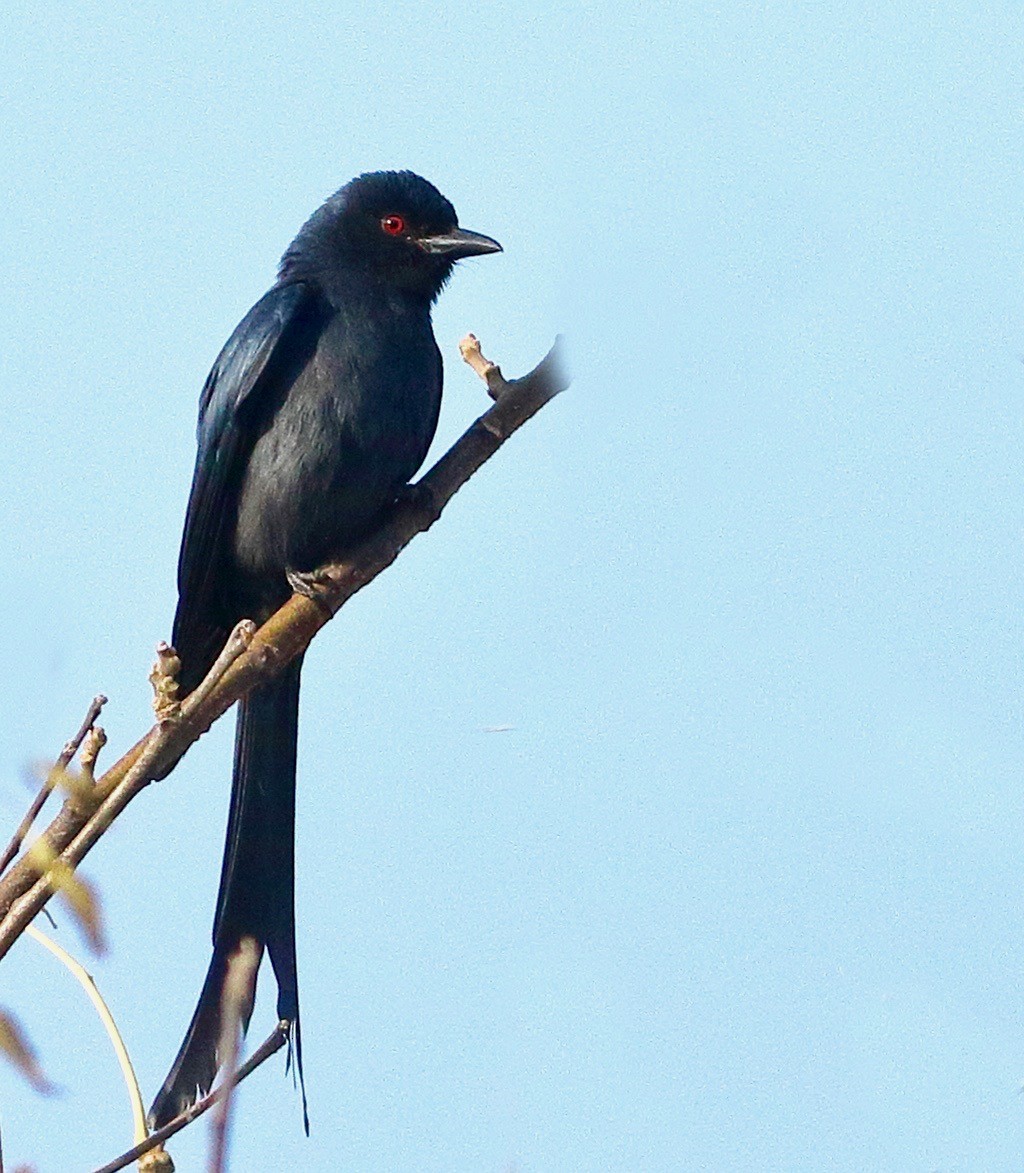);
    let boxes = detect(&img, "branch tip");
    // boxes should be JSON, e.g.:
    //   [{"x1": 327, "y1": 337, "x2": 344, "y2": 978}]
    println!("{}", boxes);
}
[
  {"x1": 459, "y1": 333, "x2": 506, "y2": 399},
  {"x1": 79, "y1": 726, "x2": 107, "y2": 784},
  {"x1": 60, "y1": 695, "x2": 106, "y2": 762},
  {"x1": 0, "y1": 692, "x2": 111, "y2": 877}
]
